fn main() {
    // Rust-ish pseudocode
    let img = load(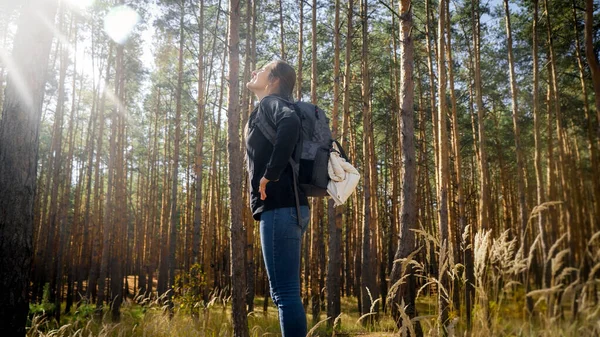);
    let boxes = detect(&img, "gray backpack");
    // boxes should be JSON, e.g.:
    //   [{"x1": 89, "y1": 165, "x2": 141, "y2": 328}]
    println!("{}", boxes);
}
[{"x1": 255, "y1": 97, "x2": 340, "y2": 198}]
